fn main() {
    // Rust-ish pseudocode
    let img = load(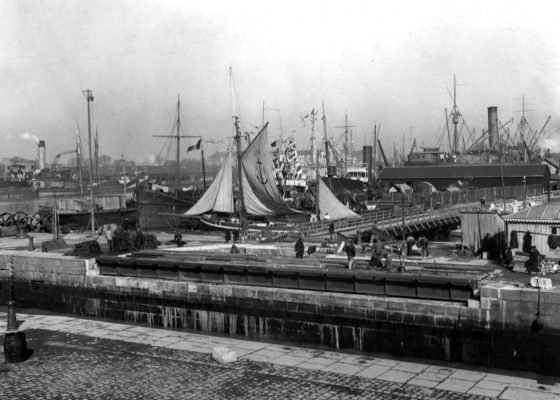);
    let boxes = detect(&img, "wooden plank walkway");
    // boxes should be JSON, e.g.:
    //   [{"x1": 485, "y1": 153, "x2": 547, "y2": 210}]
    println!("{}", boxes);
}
[{"x1": 266, "y1": 206, "x2": 466, "y2": 241}]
